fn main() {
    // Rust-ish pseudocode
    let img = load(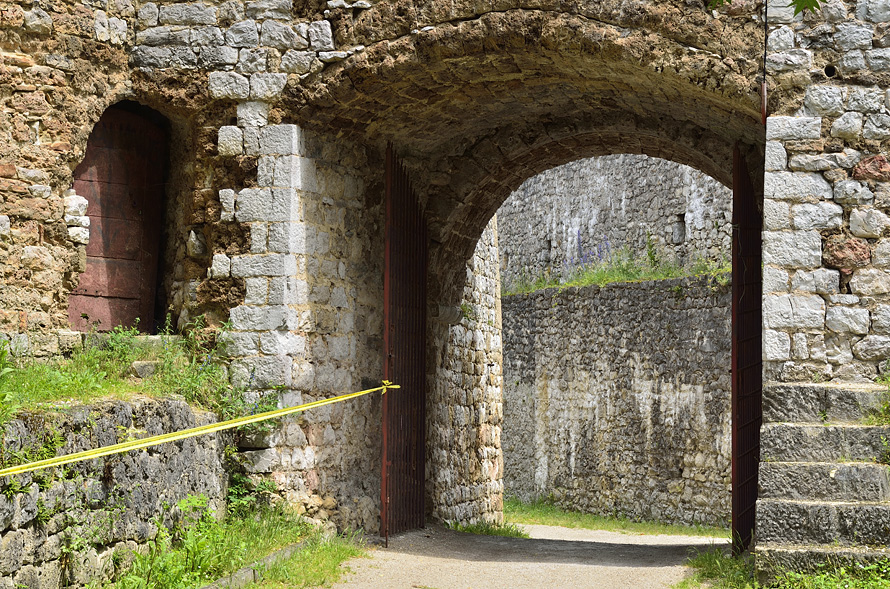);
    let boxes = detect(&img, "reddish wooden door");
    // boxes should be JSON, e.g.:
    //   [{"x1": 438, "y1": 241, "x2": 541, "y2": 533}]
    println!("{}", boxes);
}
[
  {"x1": 731, "y1": 145, "x2": 763, "y2": 552},
  {"x1": 68, "y1": 105, "x2": 168, "y2": 333}
]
